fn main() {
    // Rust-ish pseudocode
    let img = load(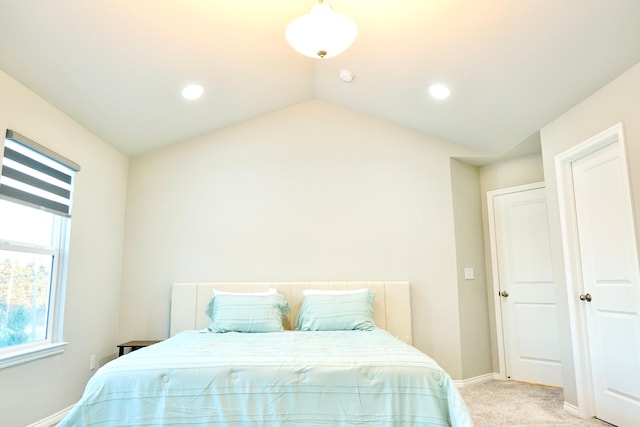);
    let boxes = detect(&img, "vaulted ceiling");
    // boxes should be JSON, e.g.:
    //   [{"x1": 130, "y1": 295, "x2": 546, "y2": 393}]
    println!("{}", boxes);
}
[{"x1": 1, "y1": 0, "x2": 639, "y2": 157}]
